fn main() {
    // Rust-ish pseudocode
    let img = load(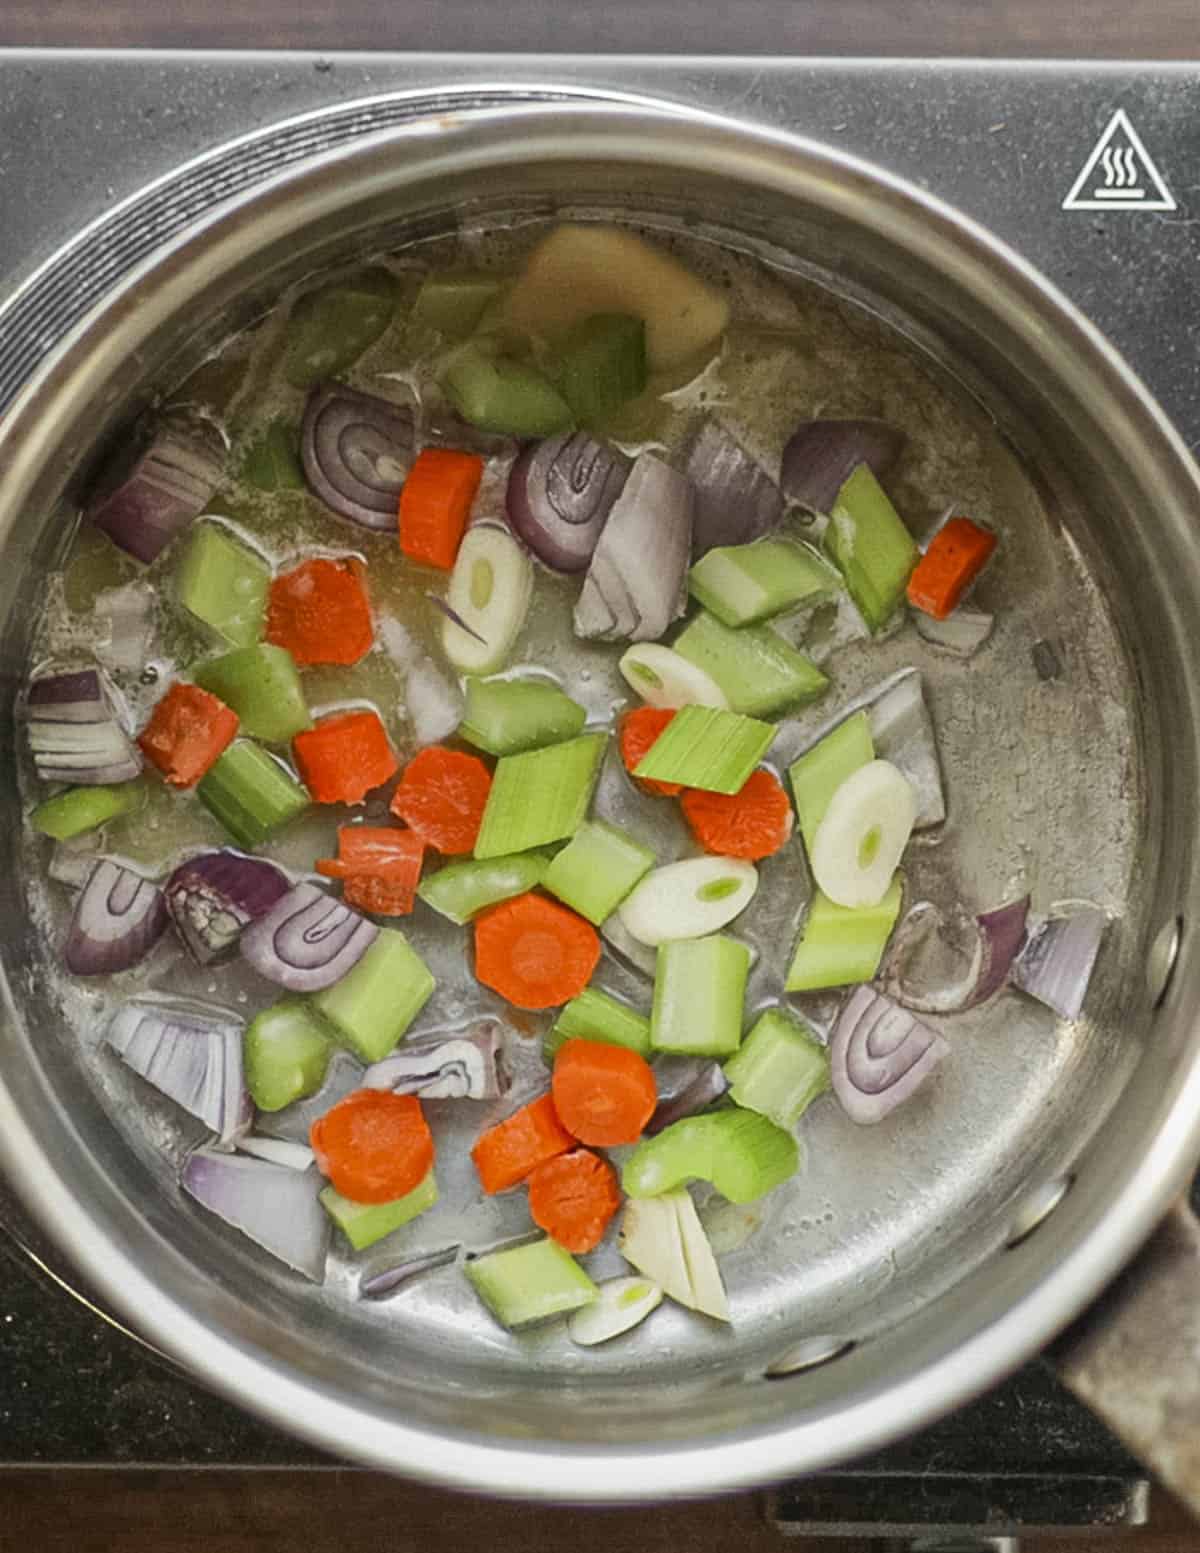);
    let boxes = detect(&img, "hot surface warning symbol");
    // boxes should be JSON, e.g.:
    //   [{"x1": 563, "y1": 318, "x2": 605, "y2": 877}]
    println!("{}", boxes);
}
[{"x1": 1062, "y1": 108, "x2": 1176, "y2": 211}]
